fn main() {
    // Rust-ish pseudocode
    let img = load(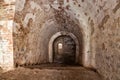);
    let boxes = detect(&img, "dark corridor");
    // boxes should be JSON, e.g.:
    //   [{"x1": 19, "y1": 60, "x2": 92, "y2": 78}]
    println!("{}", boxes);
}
[{"x1": 53, "y1": 35, "x2": 76, "y2": 65}]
